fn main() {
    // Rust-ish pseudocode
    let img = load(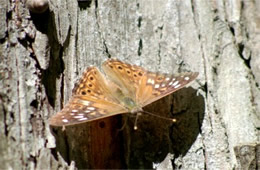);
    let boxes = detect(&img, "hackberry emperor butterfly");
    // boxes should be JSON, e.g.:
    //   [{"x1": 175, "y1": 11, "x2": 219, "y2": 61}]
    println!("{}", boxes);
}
[{"x1": 49, "y1": 58, "x2": 198, "y2": 126}]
